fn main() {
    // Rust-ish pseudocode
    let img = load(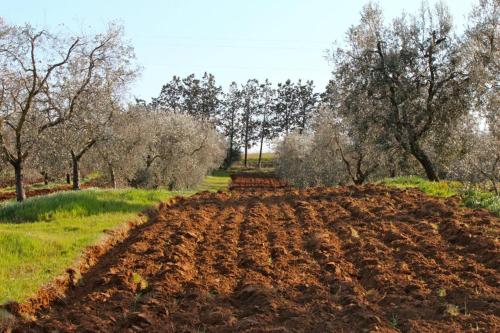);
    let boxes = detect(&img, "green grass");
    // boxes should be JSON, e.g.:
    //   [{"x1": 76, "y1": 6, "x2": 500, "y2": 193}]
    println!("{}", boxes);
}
[
  {"x1": 381, "y1": 176, "x2": 500, "y2": 216},
  {"x1": 462, "y1": 189, "x2": 500, "y2": 216},
  {"x1": 195, "y1": 170, "x2": 231, "y2": 192},
  {"x1": 245, "y1": 152, "x2": 275, "y2": 163},
  {"x1": 381, "y1": 176, "x2": 462, "y2": 198},
  {"x1": 229, "y1": 152, "x2": 277, "y2": 173},
  {"x1": 0, "y1": 171, "x2": 230, "y2": 304}
]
